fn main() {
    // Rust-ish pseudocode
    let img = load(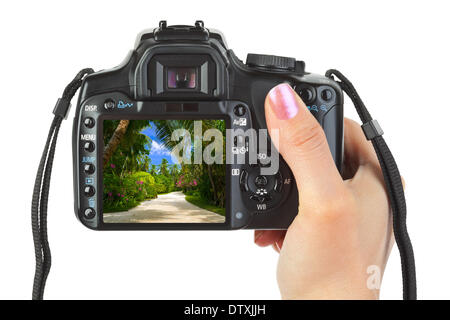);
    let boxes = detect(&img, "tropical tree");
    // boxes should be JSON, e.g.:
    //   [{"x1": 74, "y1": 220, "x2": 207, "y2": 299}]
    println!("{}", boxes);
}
[
  {"x1": 103, "y1": 120, "x2": 130, "y2": 168},
  {"x1": 159, "y1": 158, "x2": 169, "y2": 176},
  {"x1": 103, "y1": 120, "x2": 152, "y2": 172},
  {"x1": 152, "y1": 119, "x2": 226, "y2": 207}
]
